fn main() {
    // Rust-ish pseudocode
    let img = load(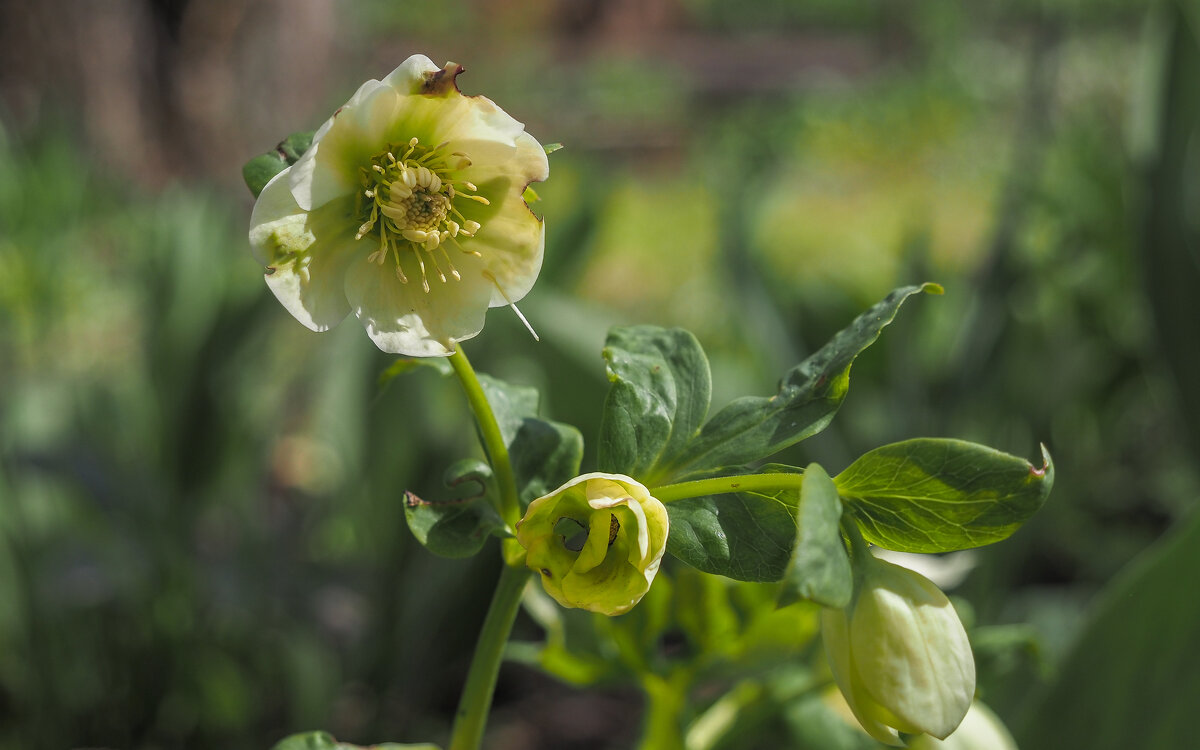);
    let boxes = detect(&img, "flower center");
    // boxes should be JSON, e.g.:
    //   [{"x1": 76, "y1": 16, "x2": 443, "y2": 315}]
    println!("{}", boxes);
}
[{"x1": 354, "y1": 137, "x2": 489, "y2": 292}]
